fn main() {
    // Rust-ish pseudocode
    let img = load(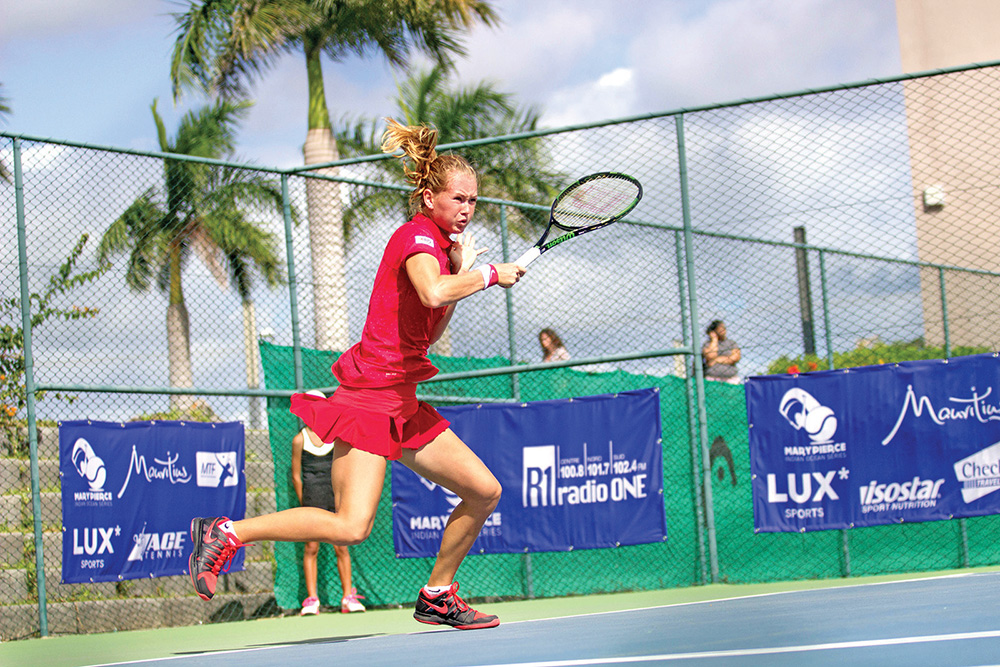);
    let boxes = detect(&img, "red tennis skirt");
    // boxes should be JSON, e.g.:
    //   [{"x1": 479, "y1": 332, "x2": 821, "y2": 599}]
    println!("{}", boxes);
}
[{"x1": 289, "y1": 384, "x2": 449, "y2": 461}]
